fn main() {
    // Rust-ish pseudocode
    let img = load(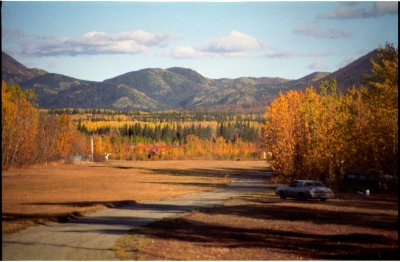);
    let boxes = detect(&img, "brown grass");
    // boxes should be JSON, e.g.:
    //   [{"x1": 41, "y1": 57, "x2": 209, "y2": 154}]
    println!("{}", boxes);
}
[
  {"x1": 2, "y1": 160, "x2": 267, "y2": 234},
  {"x1": 117, "y1": 191, "x2": 398, "y2": 260}
]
